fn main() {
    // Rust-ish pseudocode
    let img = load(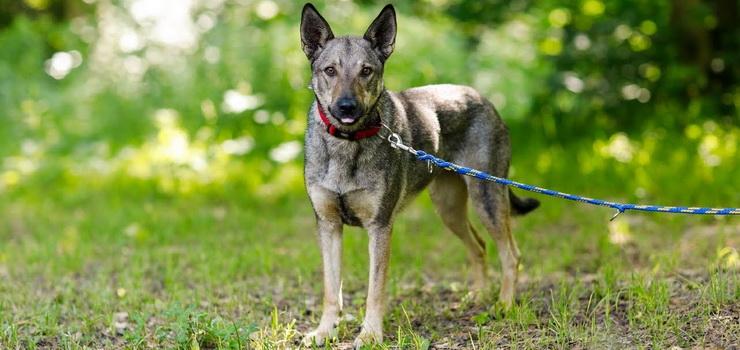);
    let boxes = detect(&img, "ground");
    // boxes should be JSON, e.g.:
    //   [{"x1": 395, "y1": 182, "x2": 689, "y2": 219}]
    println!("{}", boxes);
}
[{"x1": 0, "y1": 187, "x2": 738, "y2": 349}]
